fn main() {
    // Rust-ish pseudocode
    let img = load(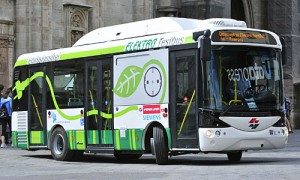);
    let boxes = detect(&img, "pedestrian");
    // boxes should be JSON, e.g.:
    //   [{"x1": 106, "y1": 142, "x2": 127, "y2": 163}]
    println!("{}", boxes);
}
[
  {"x1": 285, "y1": 97, "x2": 293, "y2": 133},
  {"x1": 0, "y1": 89, "x2": 12, "y2": 148}
]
